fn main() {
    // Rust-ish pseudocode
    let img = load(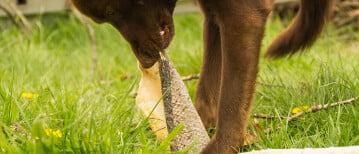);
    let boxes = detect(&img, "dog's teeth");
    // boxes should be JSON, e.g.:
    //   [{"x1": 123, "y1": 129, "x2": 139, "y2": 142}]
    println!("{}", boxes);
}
[{"x1": 160, "y1": 31, "x2": 165, "y2": 36}]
